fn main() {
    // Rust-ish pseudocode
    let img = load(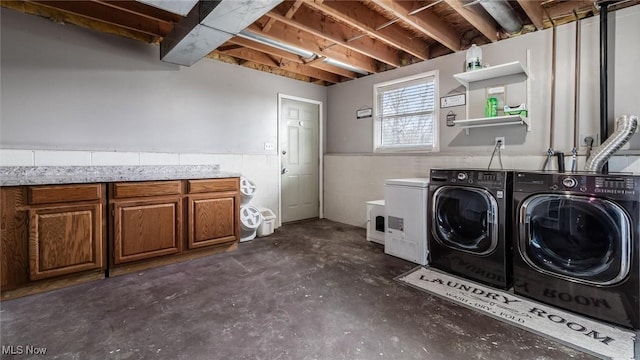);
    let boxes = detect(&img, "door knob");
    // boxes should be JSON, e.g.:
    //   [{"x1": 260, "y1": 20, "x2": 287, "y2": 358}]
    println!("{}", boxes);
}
[
  {"x1": 281, "y1": 168, "x2": 289, "y2": 175},
  {"x1": 282, "y1": 150, "x2": 287, "y2": 155}
]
